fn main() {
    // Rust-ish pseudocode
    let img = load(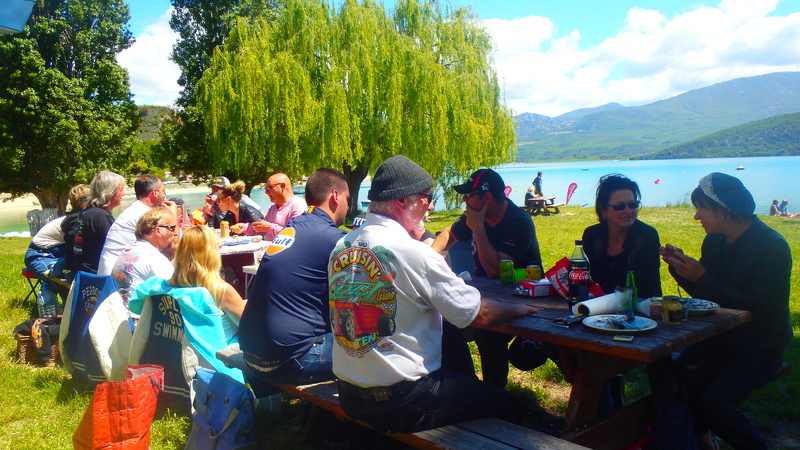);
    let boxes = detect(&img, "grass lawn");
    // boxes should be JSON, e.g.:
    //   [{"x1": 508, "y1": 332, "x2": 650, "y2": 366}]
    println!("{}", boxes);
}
[{"x1": 0, "y1": 205, "x2": 797, "y2": 448}]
